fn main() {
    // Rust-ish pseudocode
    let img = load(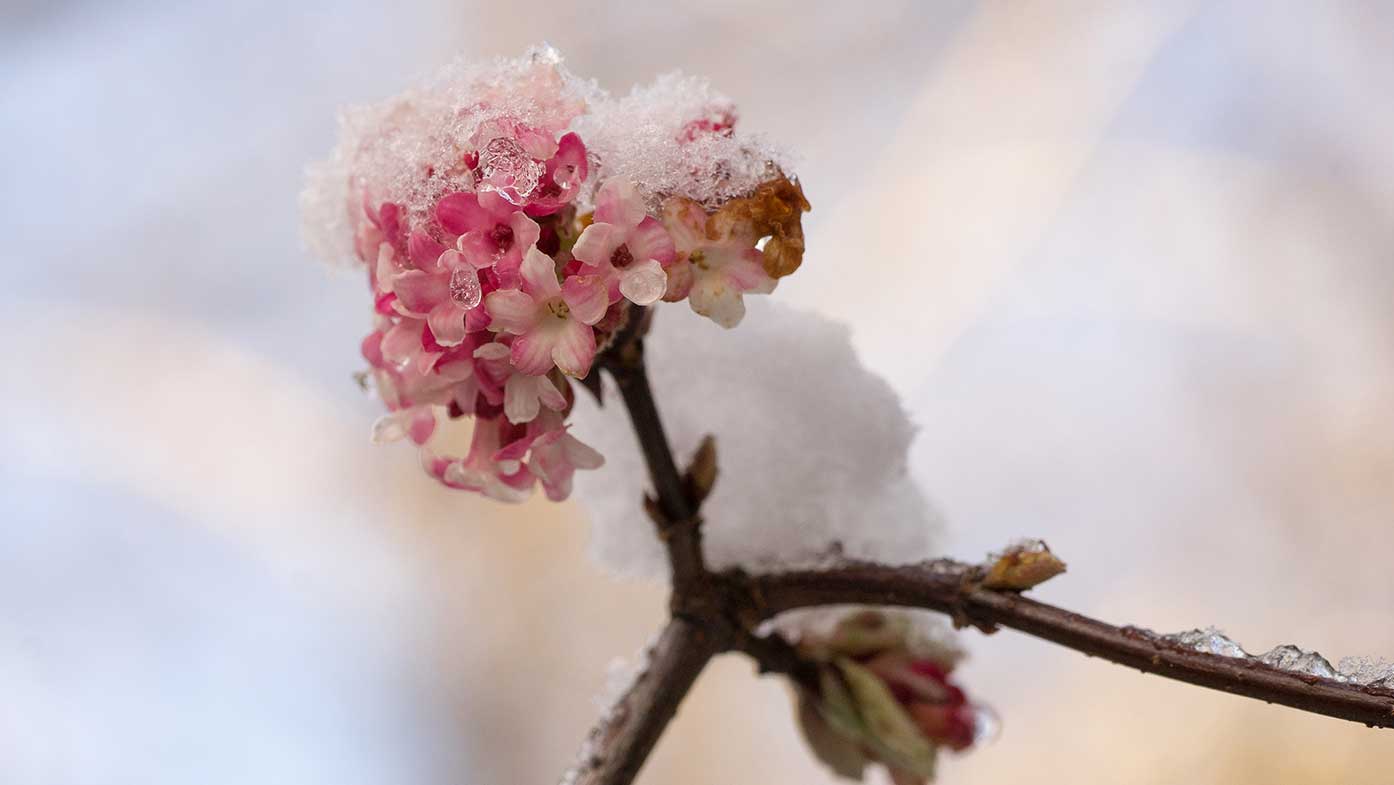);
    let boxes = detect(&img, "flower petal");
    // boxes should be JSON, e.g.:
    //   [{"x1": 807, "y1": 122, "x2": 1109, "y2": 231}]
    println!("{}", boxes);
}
[
  {"x1": 661, "y1": 197, "x2": 709, "y2": 253},
  {"x1": 435, "y1": 192, "x2": 492, "y2": 235},
  {"x1": 594, "y1": 178, "x2": 646, "y2": 229},
  {"x1": 562, "y1": 273, "x2": 611, "y2": 325},
  {"x1": 519, "y1": 245, "x2": 561, "y2": 299},
  {"x1": 381, "y1": 320, "x2": 422, "y2": 367},
  {"x1": 550, "y1": 318, "x2": 596, "y2": 378},
  {"x1": 689, "y1": 275, "x2": 746, "y2": 328},
  {"x1": 571, "y1": 222, "x2": 620, "y2": 268},
  {"x1": 725, "y1": 250, "x2": 777, "y2": 294},
  {"x1": 626, "y1": 217, "x2": 676, "y2": 267},
  {"x1": 427, "y1": 301, "x2": 468, "y2": 347},
  {"x1": 408, "y1": 230, "x2": 446, "y2": 270},
  {"x1": 483, "y1": 289, "x2": 539, "y2": 334},
  {"x1": 392, "y1": 269, "x2": 449, "y2": 316},
  {"x1": 504, "y1": 374, "x2": 543, "y2": 423},
  {"x1": 510, "y1": 331, "x2": 558, "y2": 376}
]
